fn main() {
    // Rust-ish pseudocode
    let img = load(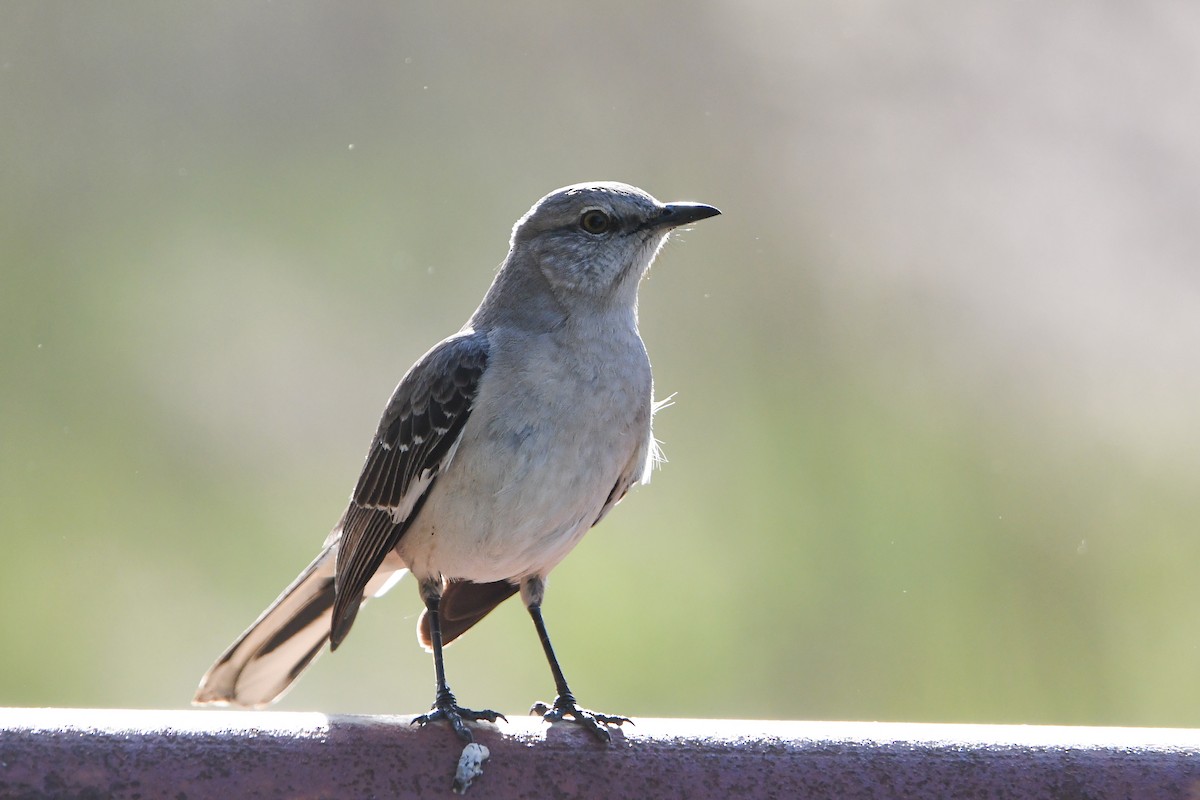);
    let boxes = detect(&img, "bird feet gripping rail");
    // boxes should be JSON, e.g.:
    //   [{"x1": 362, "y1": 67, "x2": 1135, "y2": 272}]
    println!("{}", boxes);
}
[
  {"x1": 413, "y1": 688, "x2": 507, "y2": 744},
  {"x1": 531, "y1": 695, "x2": 632, "y2": 743}
]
